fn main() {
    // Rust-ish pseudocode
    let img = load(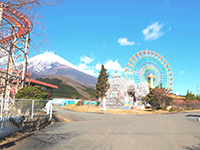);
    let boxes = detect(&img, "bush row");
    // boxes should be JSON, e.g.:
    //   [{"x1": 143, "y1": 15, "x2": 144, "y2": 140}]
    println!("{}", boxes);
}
[{"x1": 172, "y1": 100, "x2": 200, "y2": 111}]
